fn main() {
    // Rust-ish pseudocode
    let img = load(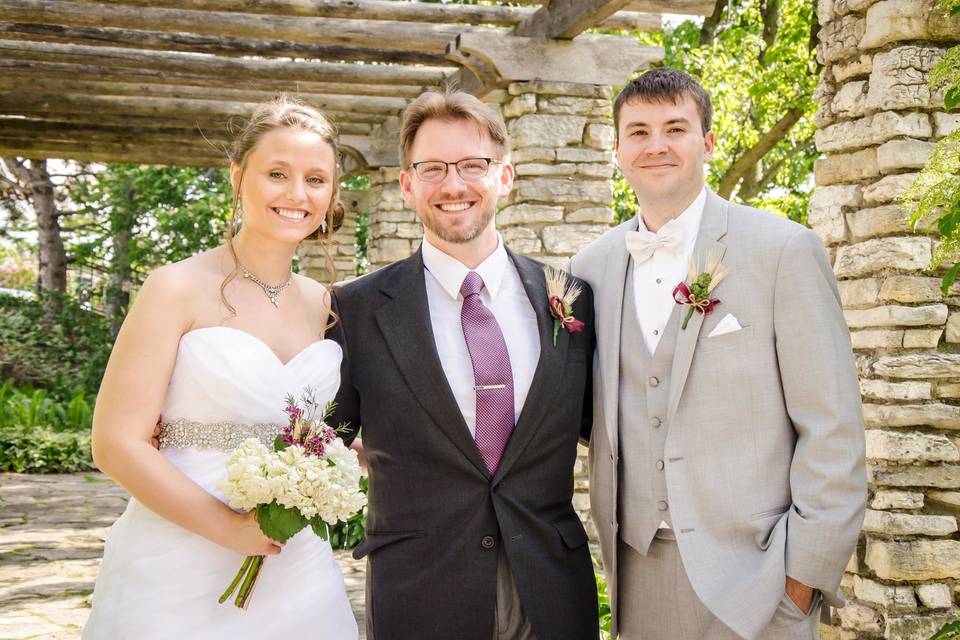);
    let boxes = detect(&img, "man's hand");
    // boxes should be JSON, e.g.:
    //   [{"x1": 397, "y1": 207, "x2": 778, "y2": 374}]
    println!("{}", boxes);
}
[{"x1": 785, "y1": 576, "x2": 814, "y2": 614}]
